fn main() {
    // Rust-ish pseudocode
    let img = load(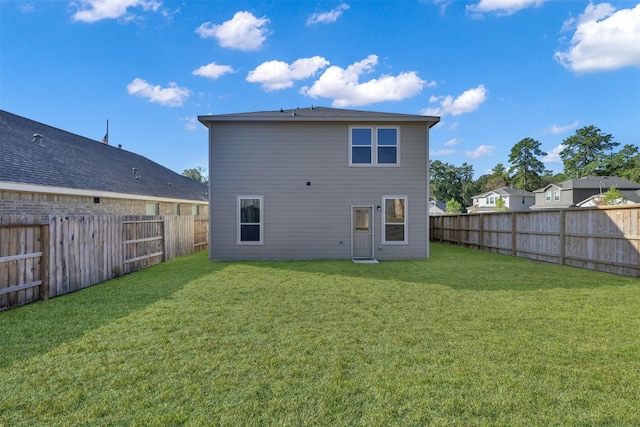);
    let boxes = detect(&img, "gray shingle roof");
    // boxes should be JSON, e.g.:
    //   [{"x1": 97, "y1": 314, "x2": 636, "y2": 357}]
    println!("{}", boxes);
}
[
  {"x1": 199, "y1": 106, "x2": 440, "y2": 125},
  {"x1": 559, "y1": 176, "x2": 640, "y2": 190},
  {"x1": 1, "y1": 110, "x2": 207, "y2": 202},
  {"x1": 534, "y1": 176, "x2": 640, "y2": 193}
]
